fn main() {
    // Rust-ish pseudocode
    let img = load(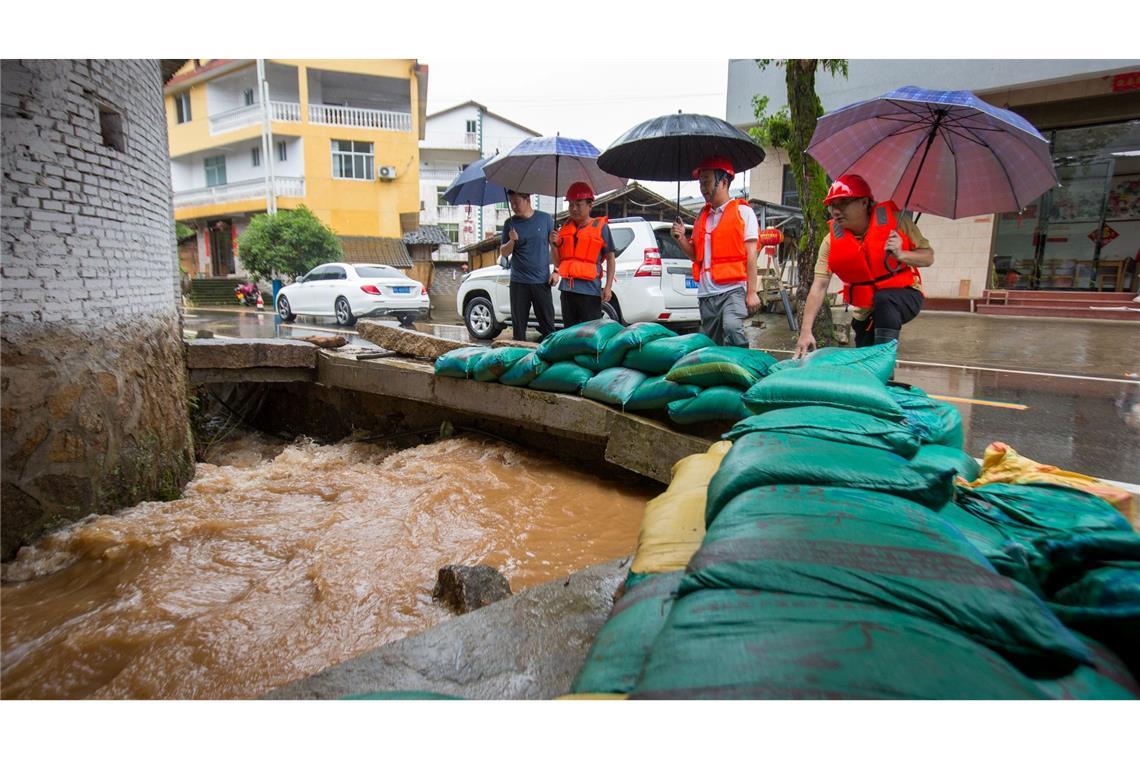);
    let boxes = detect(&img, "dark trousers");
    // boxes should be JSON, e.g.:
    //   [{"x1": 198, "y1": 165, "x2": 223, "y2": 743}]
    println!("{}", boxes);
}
[
  {"x1": 851, "y1": 287, "x2": 925, "y2": 347},
  {"x1": 559, "y1": 290, "x2": 602, "y2": 328},
  {"x1": 509, "y1": 282, "x2": 556, "y2": 341}
]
